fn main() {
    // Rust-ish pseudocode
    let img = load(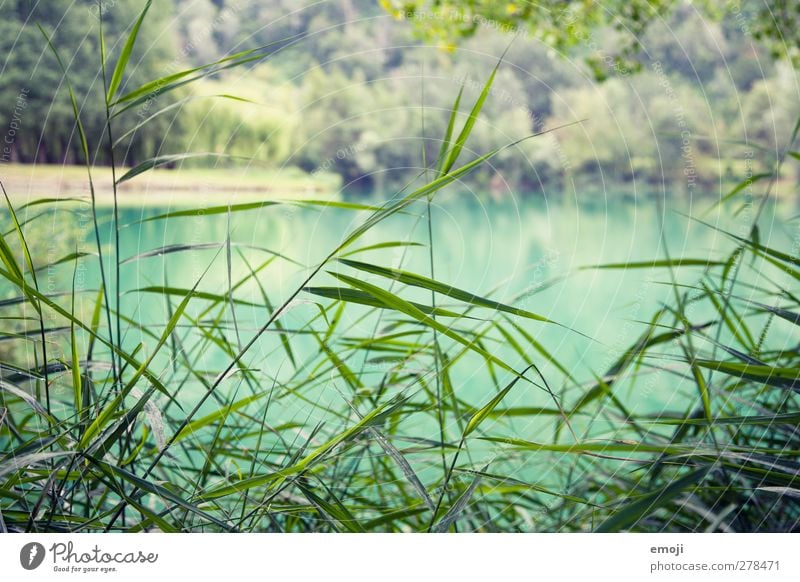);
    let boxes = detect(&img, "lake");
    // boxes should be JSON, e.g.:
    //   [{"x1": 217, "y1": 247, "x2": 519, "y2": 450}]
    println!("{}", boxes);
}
[
  {"x1": 3, "y1": 183, "x2": 796, "y2": 518},
  {"x1": 57, "y1": 190, "x2": 791, "y2": 437}
]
